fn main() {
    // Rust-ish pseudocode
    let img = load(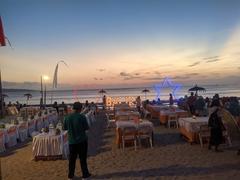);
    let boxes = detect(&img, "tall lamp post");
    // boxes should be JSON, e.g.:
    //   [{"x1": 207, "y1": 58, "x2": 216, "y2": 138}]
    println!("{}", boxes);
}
[{"x1": 40, "y1": 75, "x2": 49, "y2": 109}]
